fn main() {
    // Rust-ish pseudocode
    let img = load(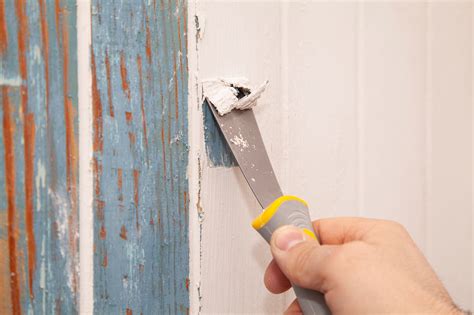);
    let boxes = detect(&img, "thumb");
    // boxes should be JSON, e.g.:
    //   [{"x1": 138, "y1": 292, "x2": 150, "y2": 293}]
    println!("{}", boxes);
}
[{"x1": 270, "y1": 225, "x2": 333, "y2": 292}]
